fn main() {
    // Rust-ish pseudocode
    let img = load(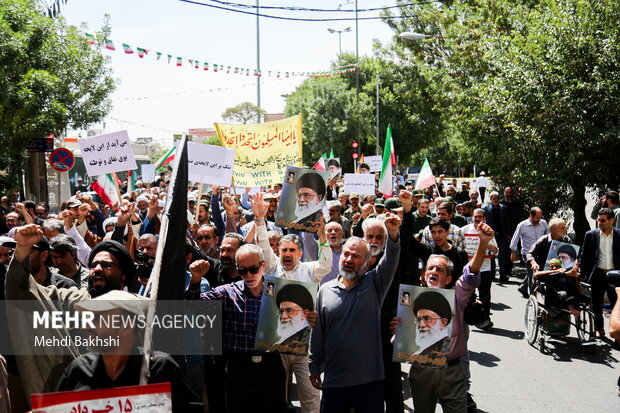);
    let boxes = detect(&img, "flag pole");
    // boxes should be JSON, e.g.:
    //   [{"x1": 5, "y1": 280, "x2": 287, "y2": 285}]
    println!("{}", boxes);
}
[{"x1": 195, "y1": 182, "x2": 203, "y2": 222}]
